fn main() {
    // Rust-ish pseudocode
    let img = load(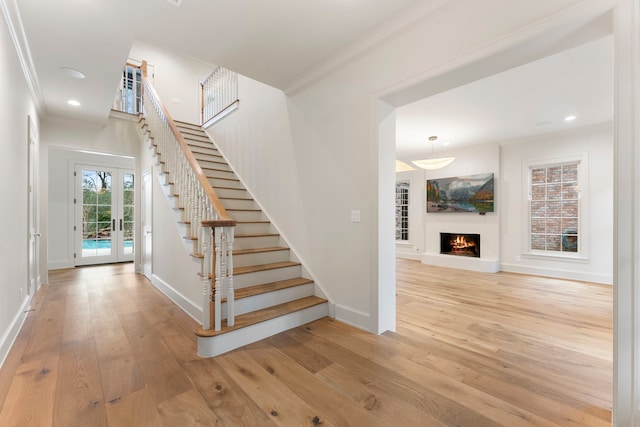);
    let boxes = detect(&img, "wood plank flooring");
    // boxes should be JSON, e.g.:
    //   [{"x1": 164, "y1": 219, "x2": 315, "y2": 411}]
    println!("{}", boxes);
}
[{"x1": 0, "y1": 259, "x2": 612, "y2": 426}]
